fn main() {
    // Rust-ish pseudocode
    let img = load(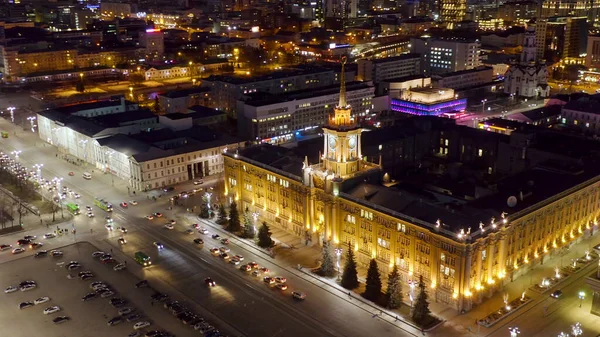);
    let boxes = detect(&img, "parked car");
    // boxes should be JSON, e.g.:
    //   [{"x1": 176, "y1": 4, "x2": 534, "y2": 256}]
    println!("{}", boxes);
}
[
  {"x1": 53, "y1": 316, "x2": 70, "y2": 324},
  {"x1": 43, "y1": 305, "x2": 61, "y2": 314},
  {"x1": 135, "y1": 280, "x2": 149, "y2": 288},
  {"x1": 133, "y1": 321, "x2": 151, "y2": 330},
  {"x1": 19, "y1": 301, "x2": 34, "y2": 310},
  {"x1": 34, "y1": 296, "x2": 50, "y2": 305}
]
